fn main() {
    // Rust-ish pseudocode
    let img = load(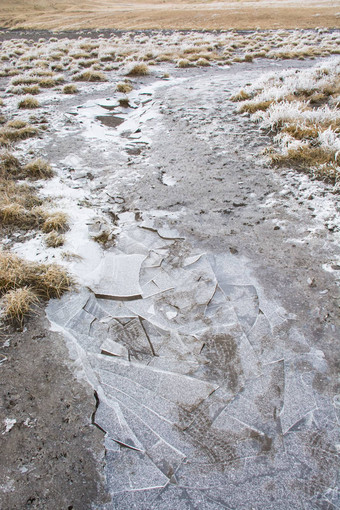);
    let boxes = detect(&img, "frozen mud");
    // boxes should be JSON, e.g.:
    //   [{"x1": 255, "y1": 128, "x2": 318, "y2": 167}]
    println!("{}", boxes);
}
[{"x1": 1, "y1": 55, "x2": 339, "y2": 509}]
